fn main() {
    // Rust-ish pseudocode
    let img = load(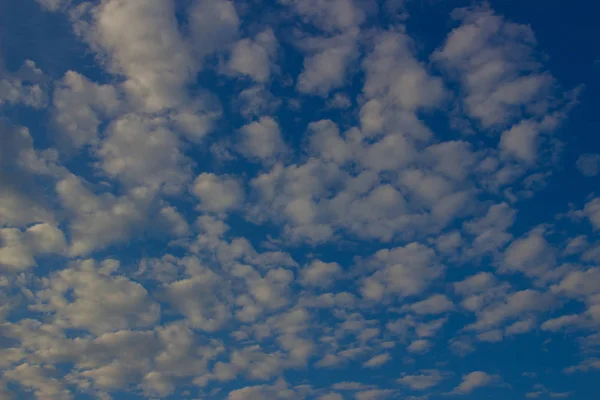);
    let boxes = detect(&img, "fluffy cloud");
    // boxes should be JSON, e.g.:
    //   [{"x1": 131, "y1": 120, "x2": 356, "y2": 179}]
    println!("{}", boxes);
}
[
  {"x1": 52, "y1": 71, "x2": 120, "y2": 148},
  {"x1": 0, "y1": 60, "x2": 46, "y2": 109},
  {"x1": 192, "y1": 173, "x2": 245, "y2": 213},
  {"x1": 576, "y1": 154, "x2": 600, "y2": 177},
  {"x1": 238, "y1": 116, "x2": 287, "y2": 163},
  {"x1": 433, "y1": 4, "x2": 555, "y2": 128},
  {"x1": 397, "y1": 369, "x2": 445, "y2": 390},
  {"x1": 228, "y1": 29, "x2": 278, "y2": 83},
  {"x1": 0, "y1": 224, "x2": 66, "y2": 271},
  {"x1": 450, "y1": 371, "x2": 499, "y2": 394},
  {"x1": 82, "y1": 0, "x2": 197, "y2": 111}
]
